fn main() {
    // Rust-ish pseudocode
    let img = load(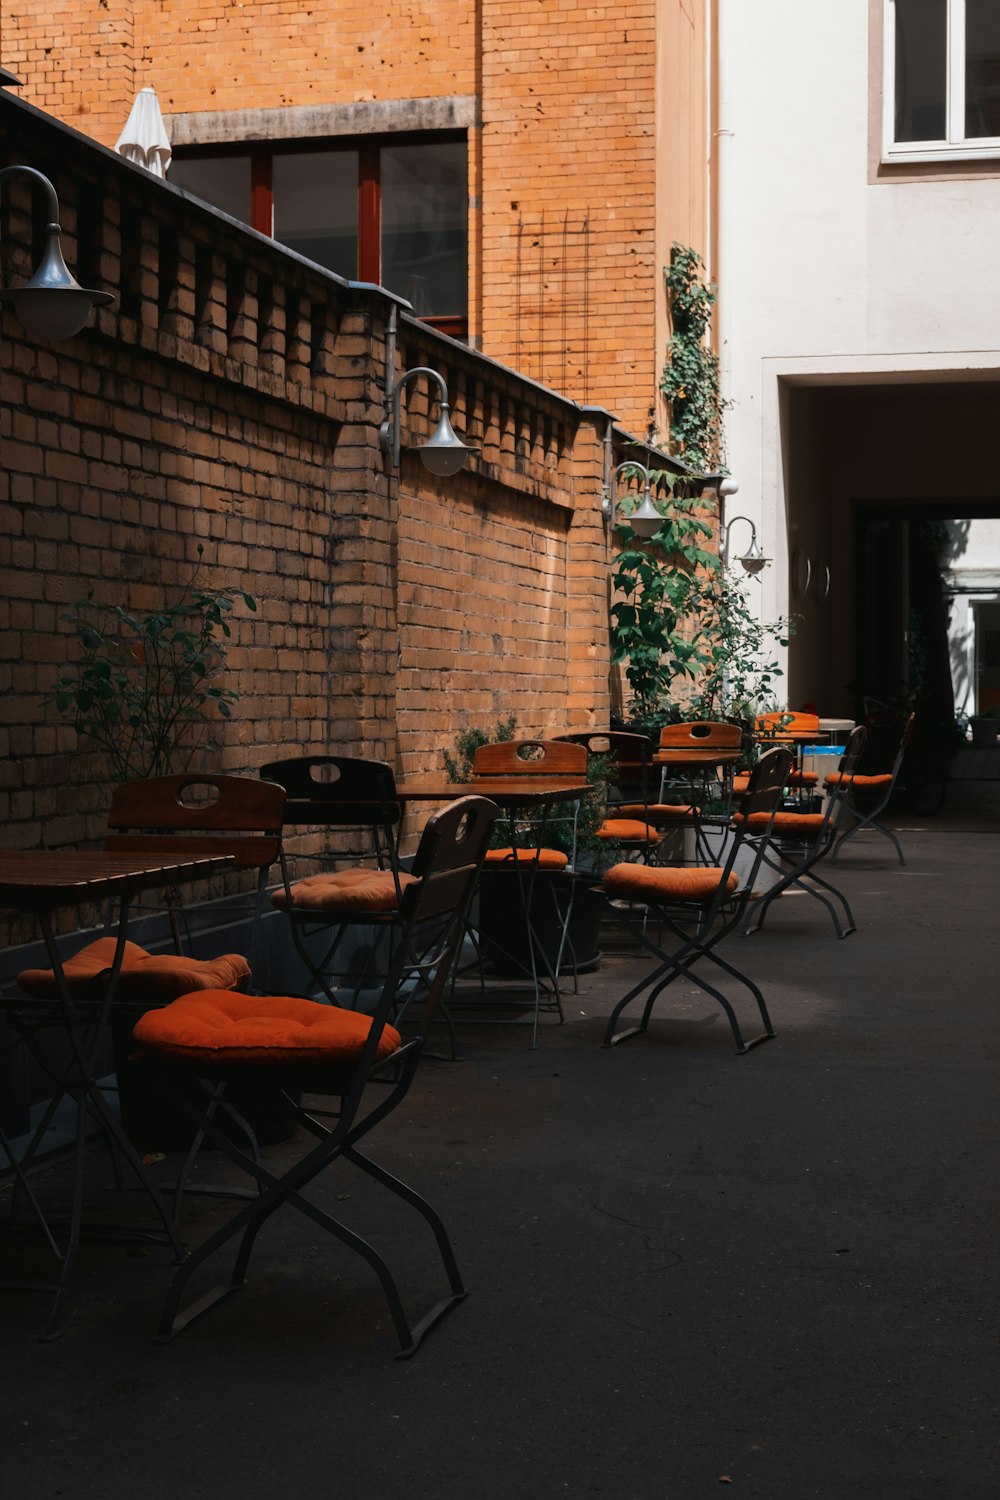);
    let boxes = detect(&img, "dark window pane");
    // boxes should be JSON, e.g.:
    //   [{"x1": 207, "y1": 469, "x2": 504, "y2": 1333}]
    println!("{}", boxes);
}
[
  {"x1": 381, "y1": 140, "x2": 467, "y2": 318},
  {"x1": 895, "y1": 0, "x2": 947, "y2": 142},
  {"x1": 170, "y1": 155, "x2": 252, "y2": 223},
  {"x1": 966, "y1": 0, "x2": 1000, "y2": 137},
  {"x1": 273, "y1": 150, "x2": 358, "y2": 279}
]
